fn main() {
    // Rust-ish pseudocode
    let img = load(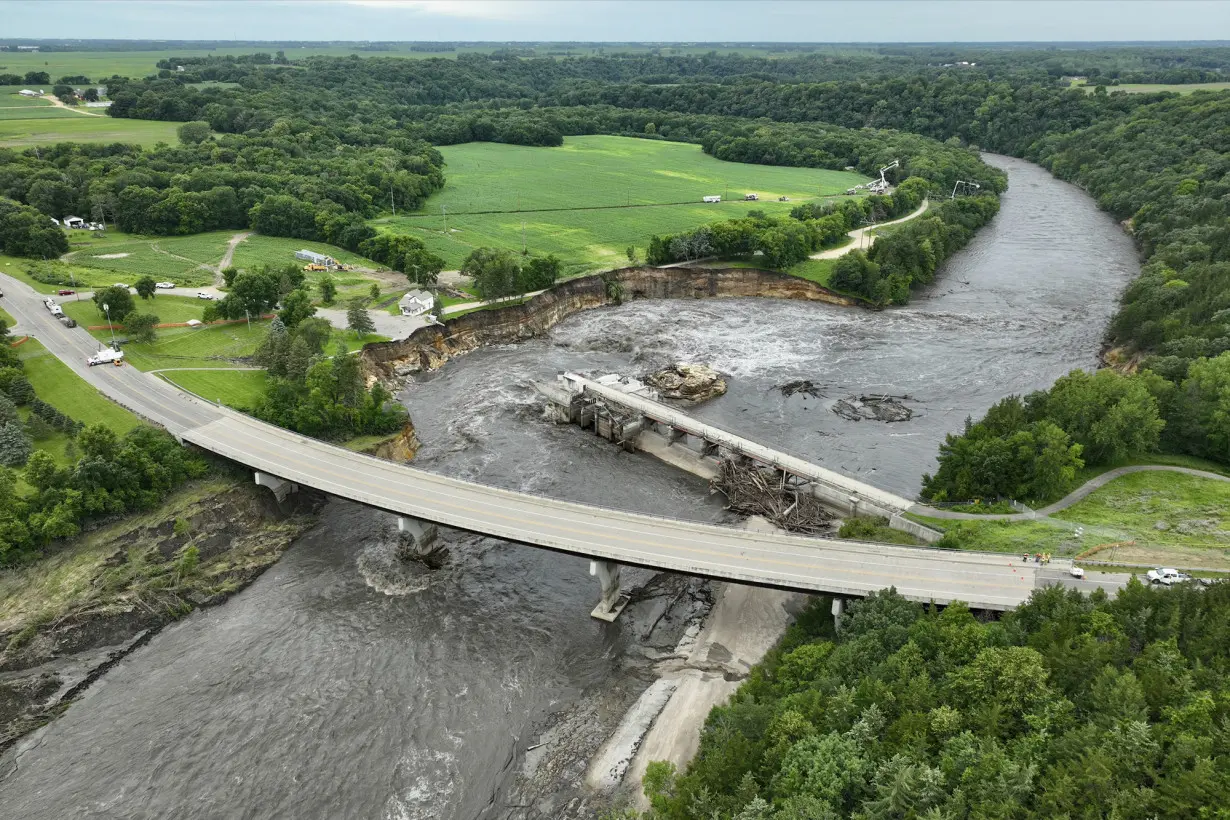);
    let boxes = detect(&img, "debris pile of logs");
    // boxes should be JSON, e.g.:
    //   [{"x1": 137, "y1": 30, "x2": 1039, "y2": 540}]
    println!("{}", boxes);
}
[{"x1": 711, "y1": 459, "x2": 834, "y2": 534}]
